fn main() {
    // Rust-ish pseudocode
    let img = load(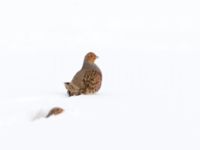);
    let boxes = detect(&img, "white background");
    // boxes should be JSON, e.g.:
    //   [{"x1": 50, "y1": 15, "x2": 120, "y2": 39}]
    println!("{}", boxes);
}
[{"x1": 0, "y1": 0, "x2": 200, "y2": 149}]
